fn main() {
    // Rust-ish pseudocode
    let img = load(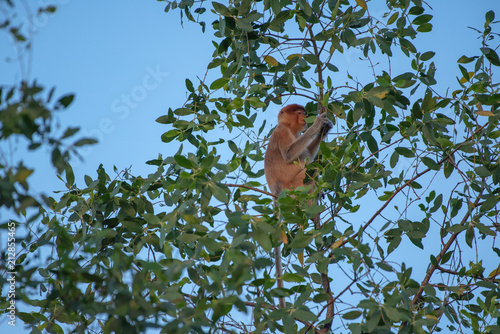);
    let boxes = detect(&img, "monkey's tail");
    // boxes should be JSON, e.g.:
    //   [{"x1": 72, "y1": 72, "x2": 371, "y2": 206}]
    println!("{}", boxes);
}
[{"x1": 275, "y1": 246, "x2": 285, "y2": 308}]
